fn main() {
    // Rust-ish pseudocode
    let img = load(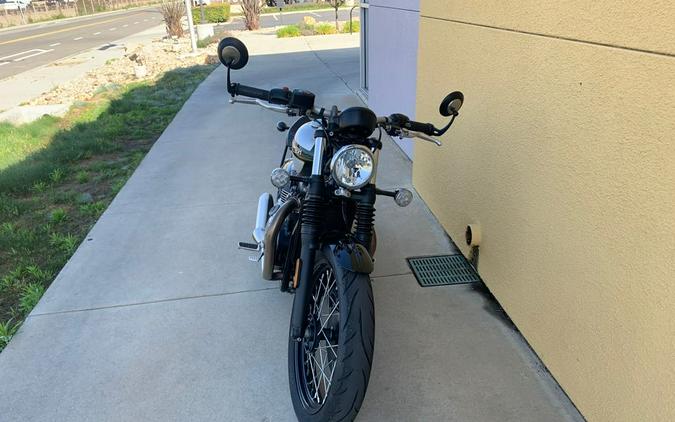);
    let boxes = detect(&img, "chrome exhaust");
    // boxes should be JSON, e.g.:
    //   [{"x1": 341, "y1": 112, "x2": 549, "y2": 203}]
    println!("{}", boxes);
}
[
  {"x1": 262, "y1": 197, "x2": 299, "y2": 280},
  {"x1": 254, "y1": 193, "x2": 272, "y2": 244}
]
